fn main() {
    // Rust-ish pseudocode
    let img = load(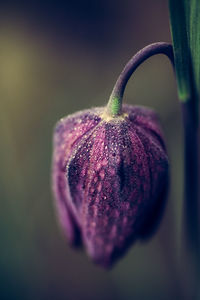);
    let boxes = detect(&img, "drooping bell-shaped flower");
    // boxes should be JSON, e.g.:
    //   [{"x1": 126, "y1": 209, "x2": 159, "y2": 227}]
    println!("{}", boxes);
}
[{"x1": 52, "y1": 43, "x2": 172, "y2": 268}]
